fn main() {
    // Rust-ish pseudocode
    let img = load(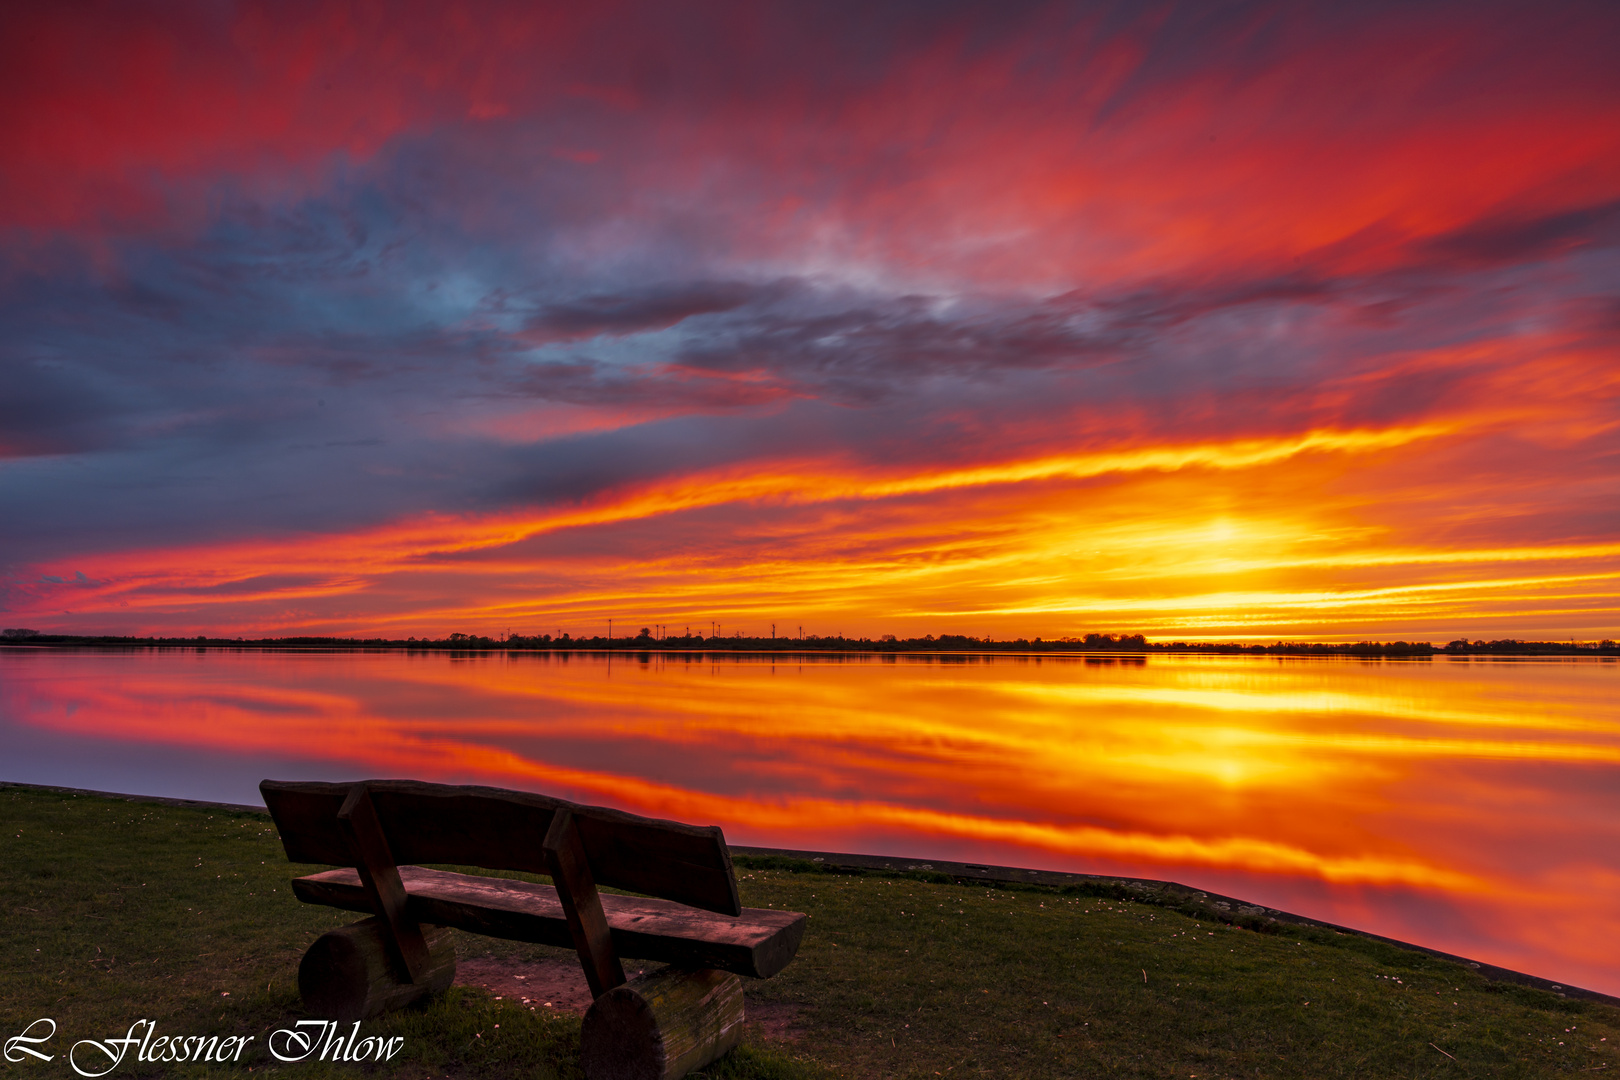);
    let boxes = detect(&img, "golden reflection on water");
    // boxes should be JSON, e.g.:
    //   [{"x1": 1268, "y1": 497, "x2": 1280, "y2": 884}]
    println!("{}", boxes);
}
[{"x1": 3, "y1": 649, "x2": 1618, "y2": 993}]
